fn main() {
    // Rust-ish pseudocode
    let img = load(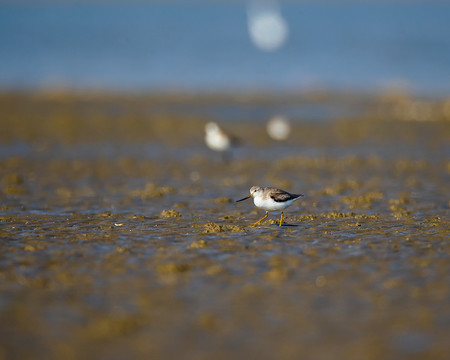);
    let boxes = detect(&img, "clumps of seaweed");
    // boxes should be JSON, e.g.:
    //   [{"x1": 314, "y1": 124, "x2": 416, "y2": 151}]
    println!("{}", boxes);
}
[
  {"x1": 129, "y1": 214, "x2": 147, "y2": 221},
  {"x1": 188, "y1": 240, "x2": 208, "y2": 248},
  {"x1": 80, "y1": 313, "x2": 147, "y2": 340},
  {"x1": 319, "y1": 211, "x2": 380, "y2": 220},
  {"x1": 389, "y1": 199, "x2": 411, "y2": 218},
  {"x1": 322, "y1": 212, "x2": 355, "y2": 219},
  {"x1": 354, "y1": 214, "x2": 379, "y2": 219},
  {"x1": 264, "y1": 219, "x2": 279, "y2": 225},
  {"x1": 213, "y1": 197, "x2": 233, "y2": 204},
  {"x1": 347, "y1": 222, "x2": 362, "y2": 227},
  {"x1": 227, "y1": 224, "x2": 247, "y2": 232},
  {"x1": 159, "y1": 209, "x2": 182, "y2": 218},
  {"x1": 156, "y1": 263, "x2": 190, "y2": 275},
  {"x1": 388, "y1": 193, "x2": 415, "y2": 219},
  {"x1": 131, "y1": 182, "x2": 176, "y2": 199},
  {"x1": 265, "y1": 267, "x2": 291, "y2": 282},
  {"x1": 340, "y1": 191, "x2": 384, "y2": 209},
  {"x1": 203, "y1": 222, "x2": 246, "y2": 233},
  {"x1": 264, "y1": 255, "x2": 299, "y2": 282},
  {"x1": 298, "y1": 214, "x2": 318, "y2": 221},
  {"x1": 2, "y1": 173, "x2": 27, "y2": 195},
  {"x1": 203, "y1": 222, "x2": 224, "y2": 233},
  {"x1": 202, "y1": 197, "x2": 234, "y2": 205}
]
